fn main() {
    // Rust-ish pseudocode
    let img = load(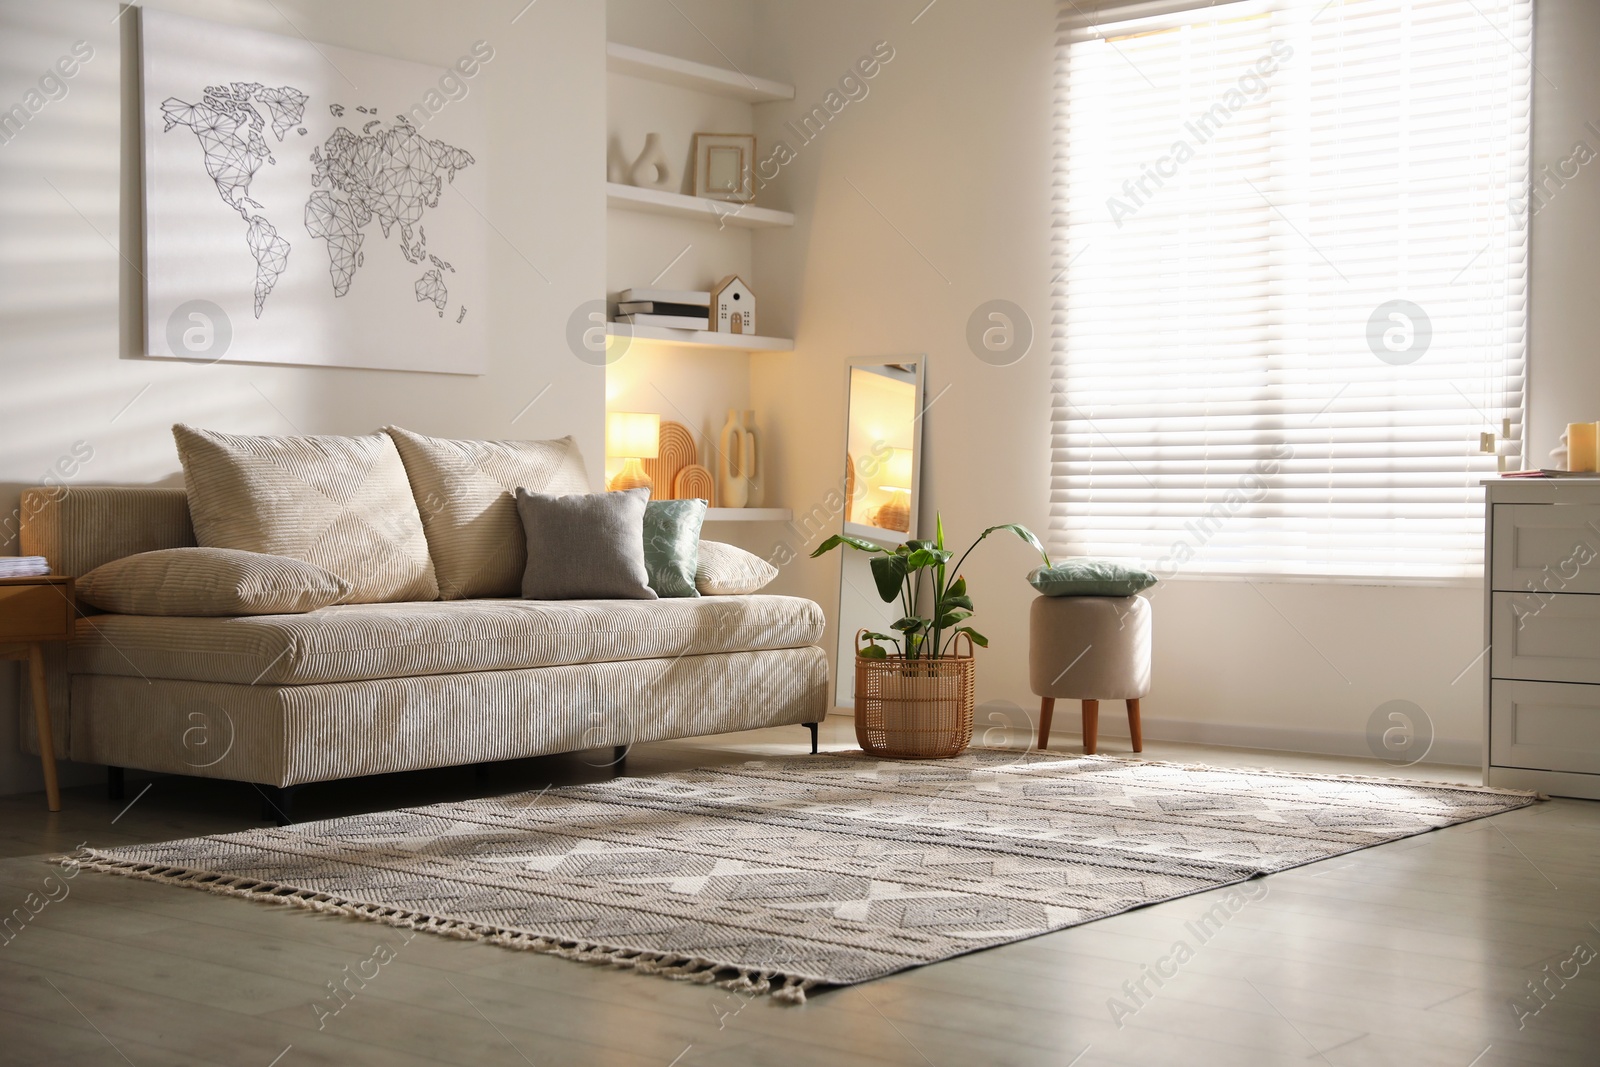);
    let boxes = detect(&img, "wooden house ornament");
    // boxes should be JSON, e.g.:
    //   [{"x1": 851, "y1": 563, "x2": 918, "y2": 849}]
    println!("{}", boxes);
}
[{"x1": 711, "y1": 275, "x2": 755, "y2": 335}]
